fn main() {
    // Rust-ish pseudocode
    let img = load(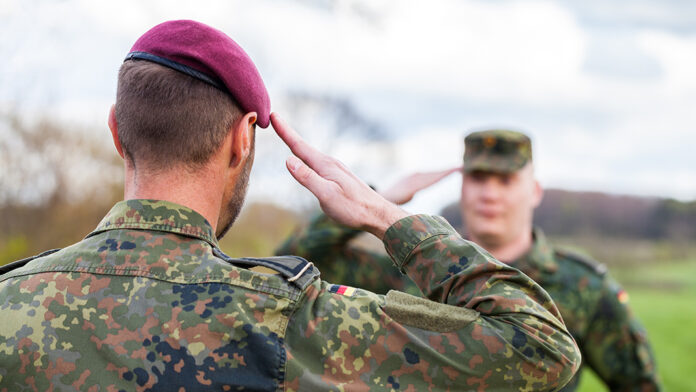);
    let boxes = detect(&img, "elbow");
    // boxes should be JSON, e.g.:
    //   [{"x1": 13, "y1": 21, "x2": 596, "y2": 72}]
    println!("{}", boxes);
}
[
  {"x1": 524, "y1": 324, "x2": 582, "y2": 391},
  {"x1": 492, "y1": 316, "x2": 582, "y2": 391},
  {"x1": 546, "y1": 332, "x2": 582, "y2": 391}
]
